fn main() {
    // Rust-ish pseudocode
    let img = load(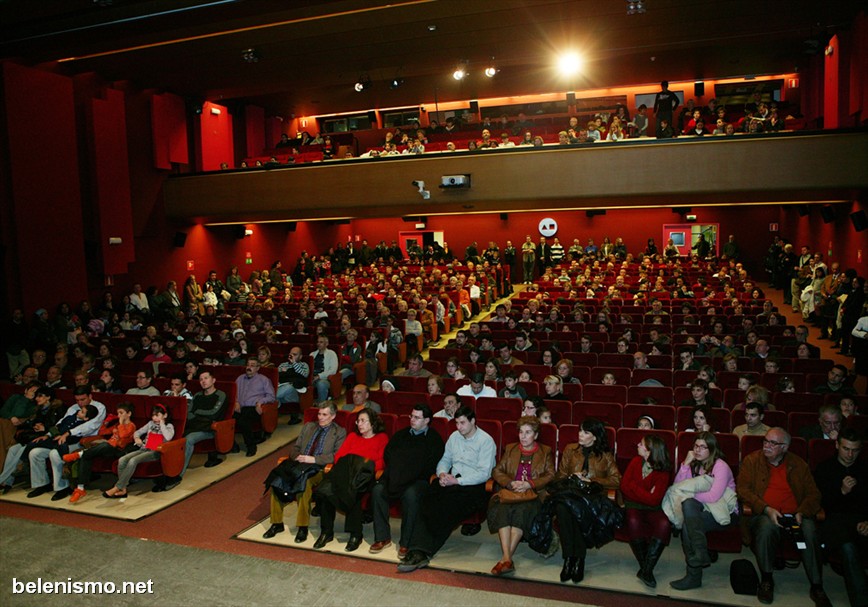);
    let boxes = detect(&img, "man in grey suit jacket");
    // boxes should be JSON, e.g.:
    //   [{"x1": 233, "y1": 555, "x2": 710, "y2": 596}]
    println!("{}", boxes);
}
[{"x1": 262, "y1": 403, "x2": 346, "y2": 543}]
